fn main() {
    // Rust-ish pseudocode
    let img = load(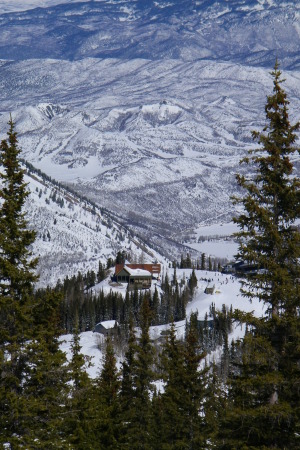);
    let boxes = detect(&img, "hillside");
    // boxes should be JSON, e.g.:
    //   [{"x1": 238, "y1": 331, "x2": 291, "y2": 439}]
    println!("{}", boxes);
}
[
  {"x1": 0, "y1": 0, "x2": 299, "y2": 260},
  {"x1": 23, "y1": 165, "x2": 164, "y2": 286}
]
